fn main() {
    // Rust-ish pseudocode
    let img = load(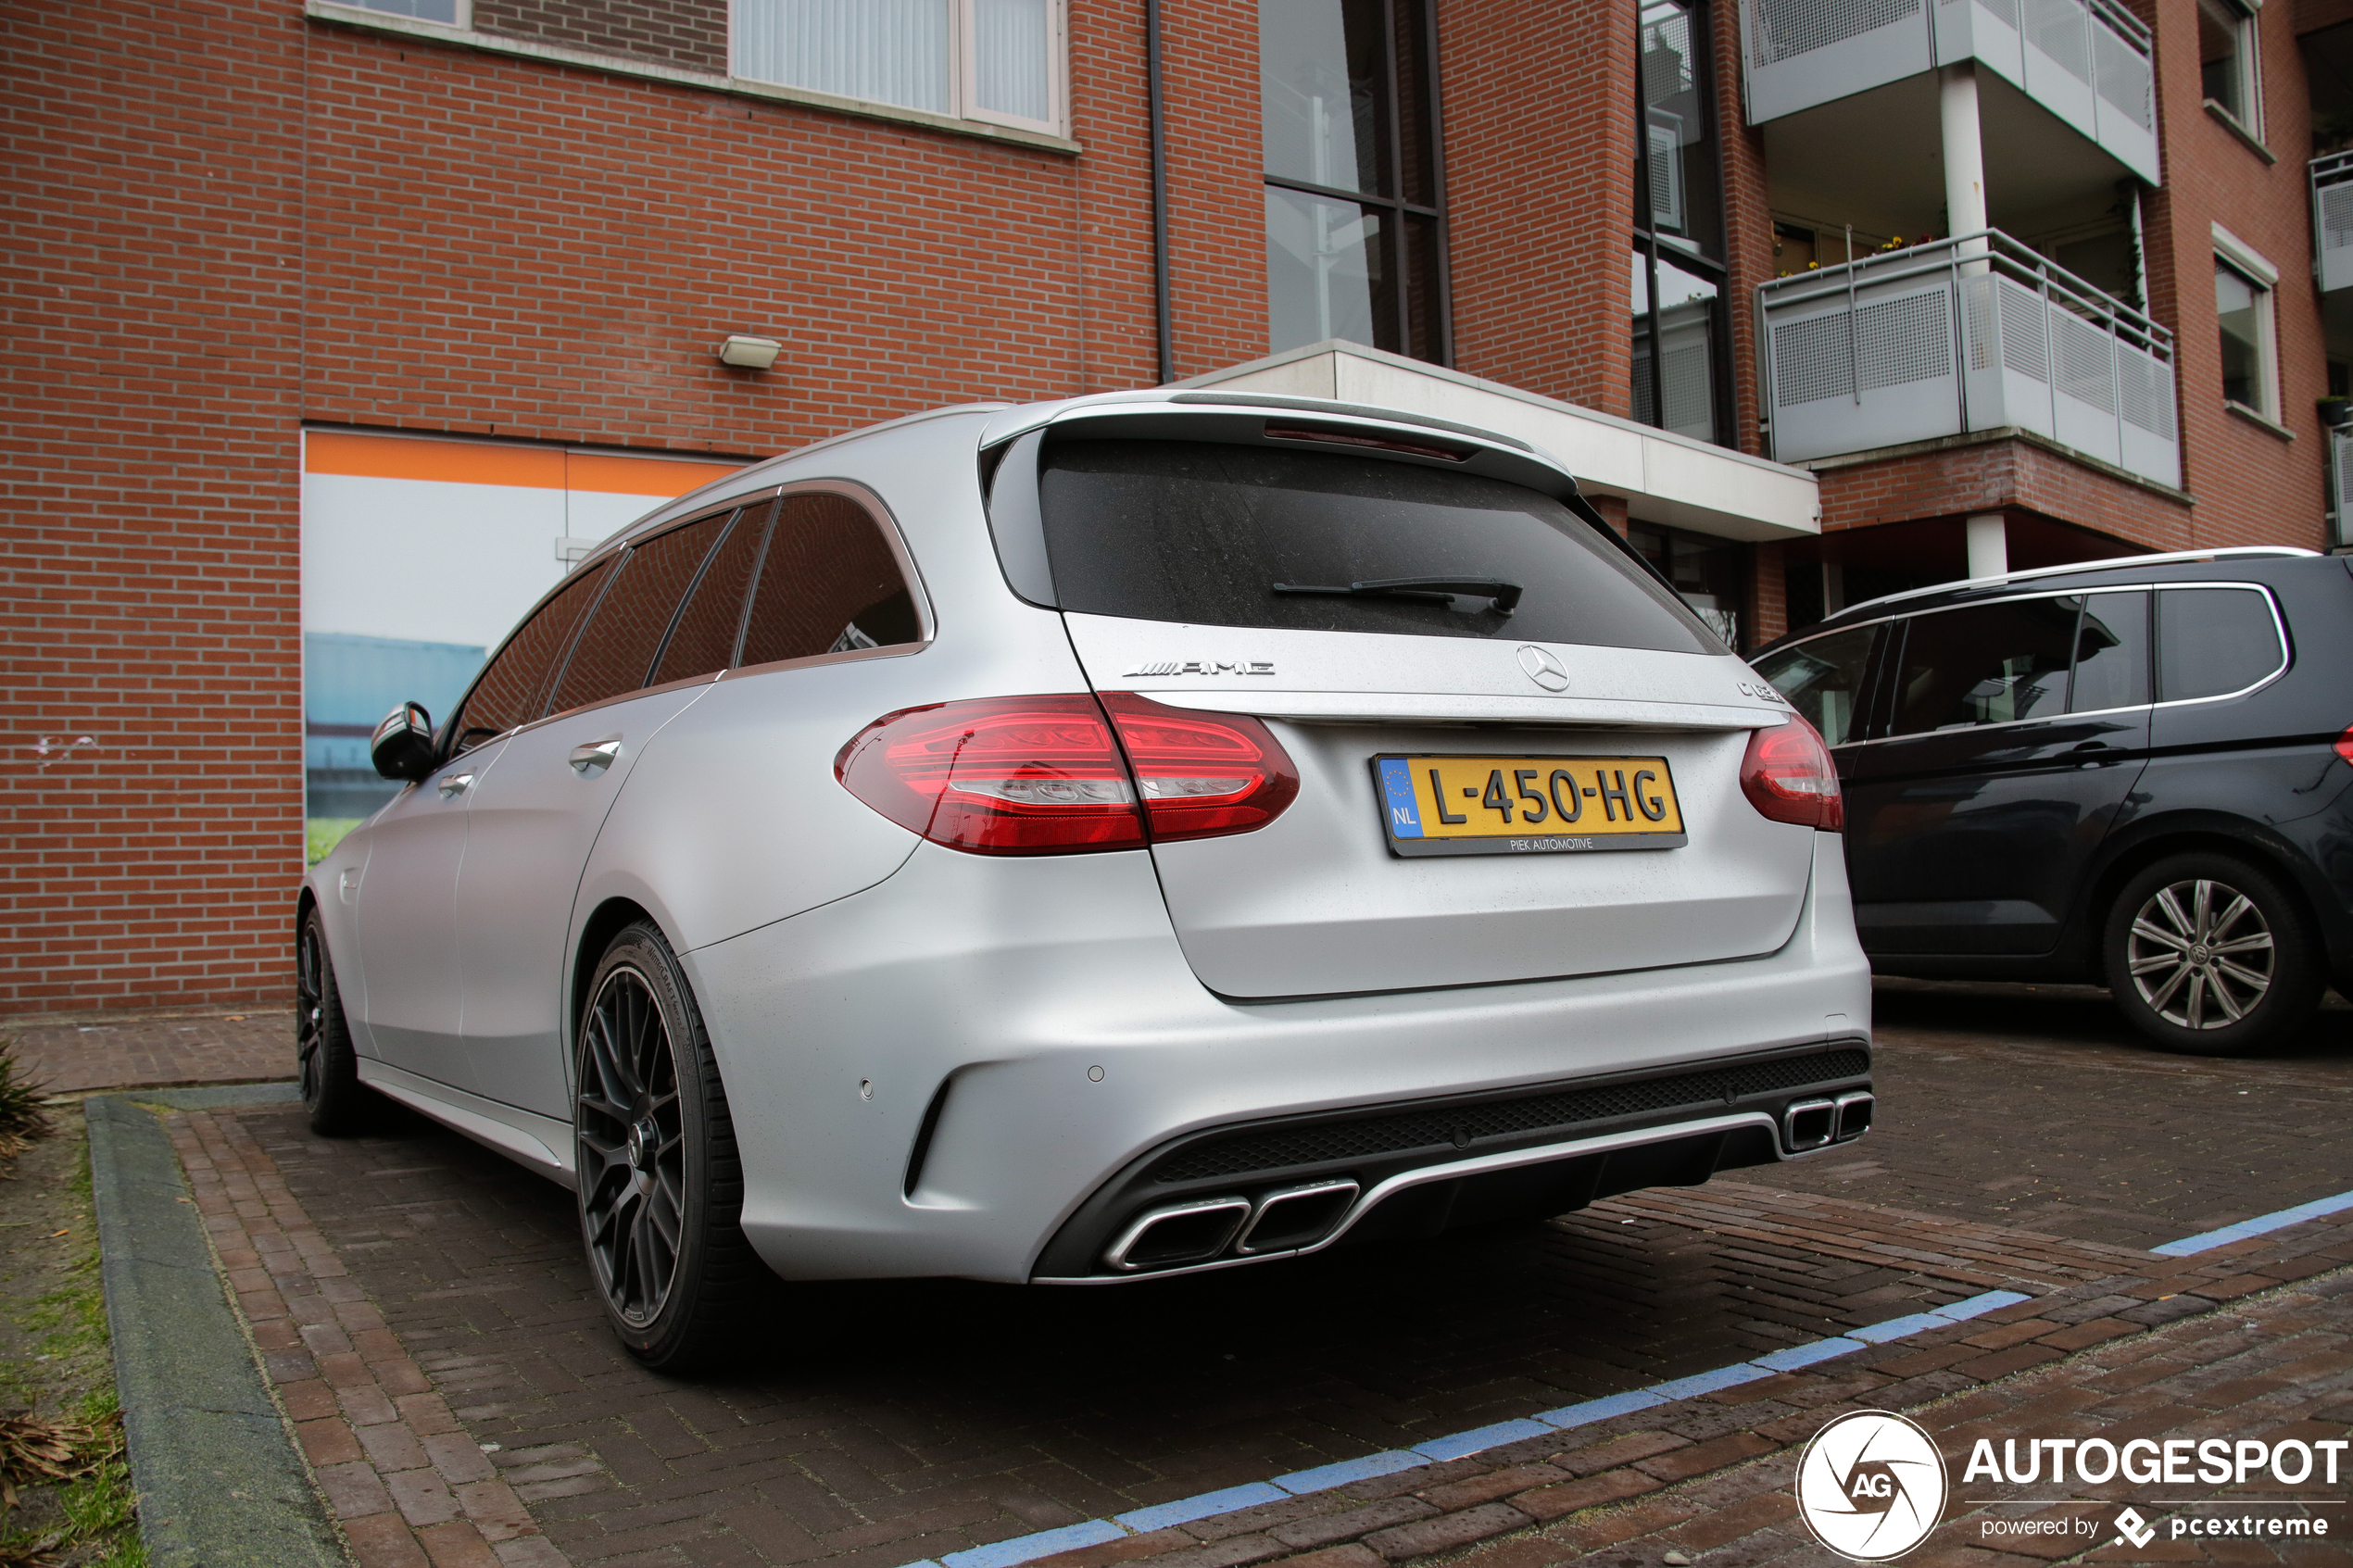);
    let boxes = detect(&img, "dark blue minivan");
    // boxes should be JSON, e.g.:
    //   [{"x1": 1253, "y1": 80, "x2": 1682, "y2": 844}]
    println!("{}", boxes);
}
[{"x1": 1752, "y1": 546, "x2": 2353, "y2": 1055}]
